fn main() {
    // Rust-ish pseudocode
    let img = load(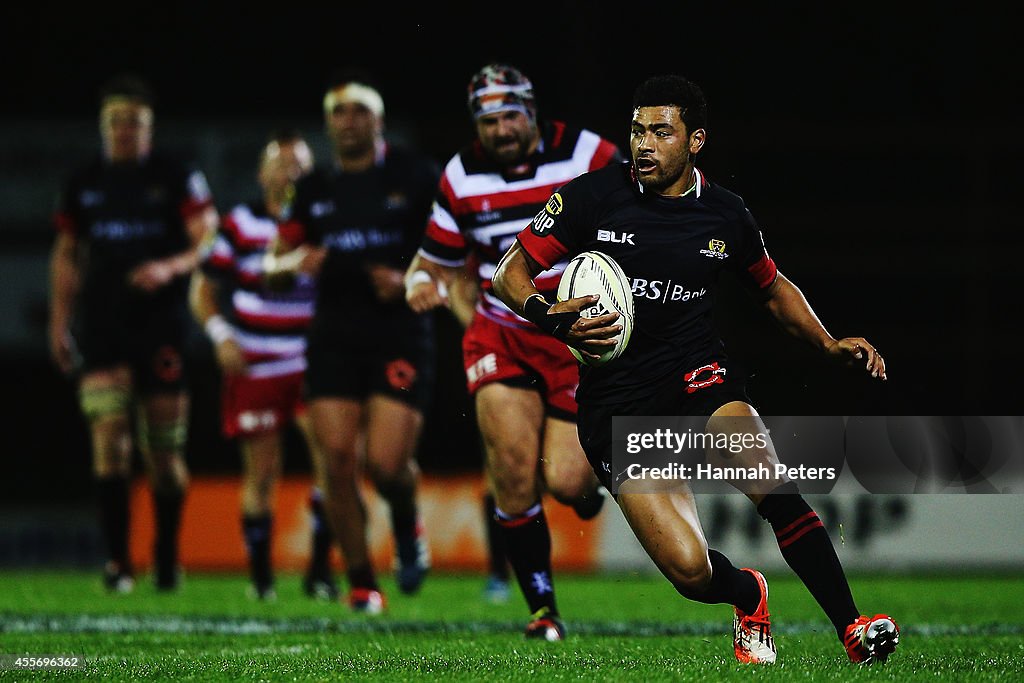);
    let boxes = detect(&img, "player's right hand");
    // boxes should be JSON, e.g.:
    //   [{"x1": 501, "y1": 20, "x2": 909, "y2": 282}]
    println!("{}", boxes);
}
[
  {"x1": 550, "y1": 295, "x2": 621, "y2": 360},
  {"x1": 406, "y1": 278, "x2": 449, "y2": 313},
  {"x1": 214, "y1": 338, "x2": 248, "y2": 375},
  {"x1": 127, "y1": 259, "x2": 175, "y2": 292}
]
